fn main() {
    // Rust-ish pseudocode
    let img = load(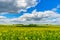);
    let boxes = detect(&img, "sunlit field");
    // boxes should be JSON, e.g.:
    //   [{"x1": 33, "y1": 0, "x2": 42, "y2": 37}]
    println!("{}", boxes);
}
[{"x1": 0, "y1": 25, "x2": 60, "y2": 40}]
